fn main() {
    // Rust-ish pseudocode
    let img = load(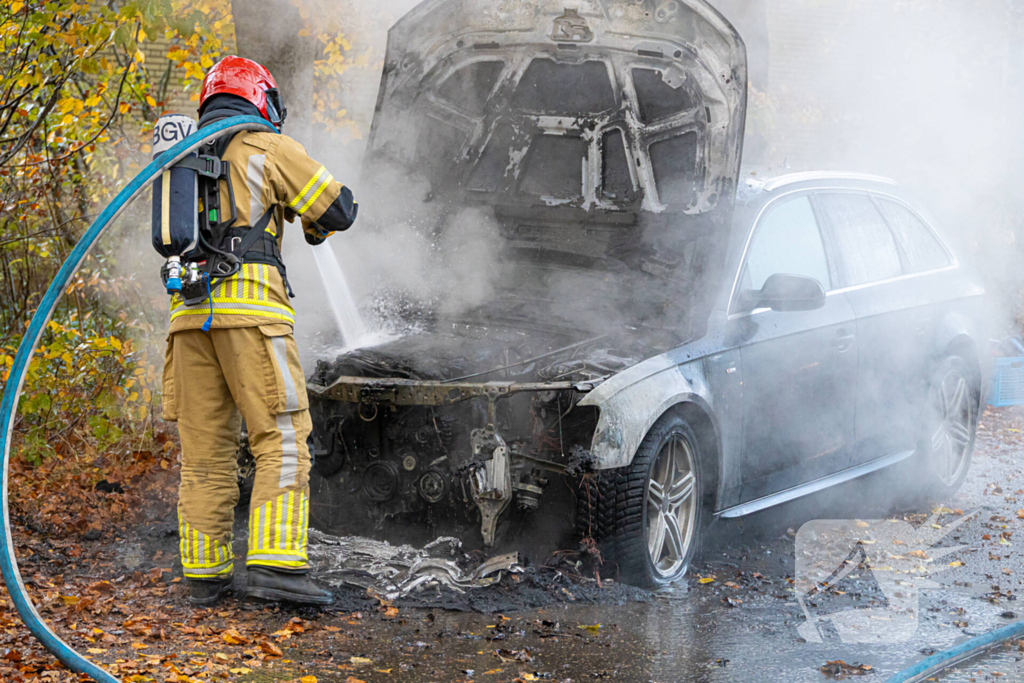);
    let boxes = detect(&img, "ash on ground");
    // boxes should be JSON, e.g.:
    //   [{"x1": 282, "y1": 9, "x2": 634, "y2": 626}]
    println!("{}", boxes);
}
[
  {"x1": 305, "y1": 529, "x2": 651, "y2": 613},
  {"x1": 307, "y1": 529, "x2": 521, "y2": 599}
]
